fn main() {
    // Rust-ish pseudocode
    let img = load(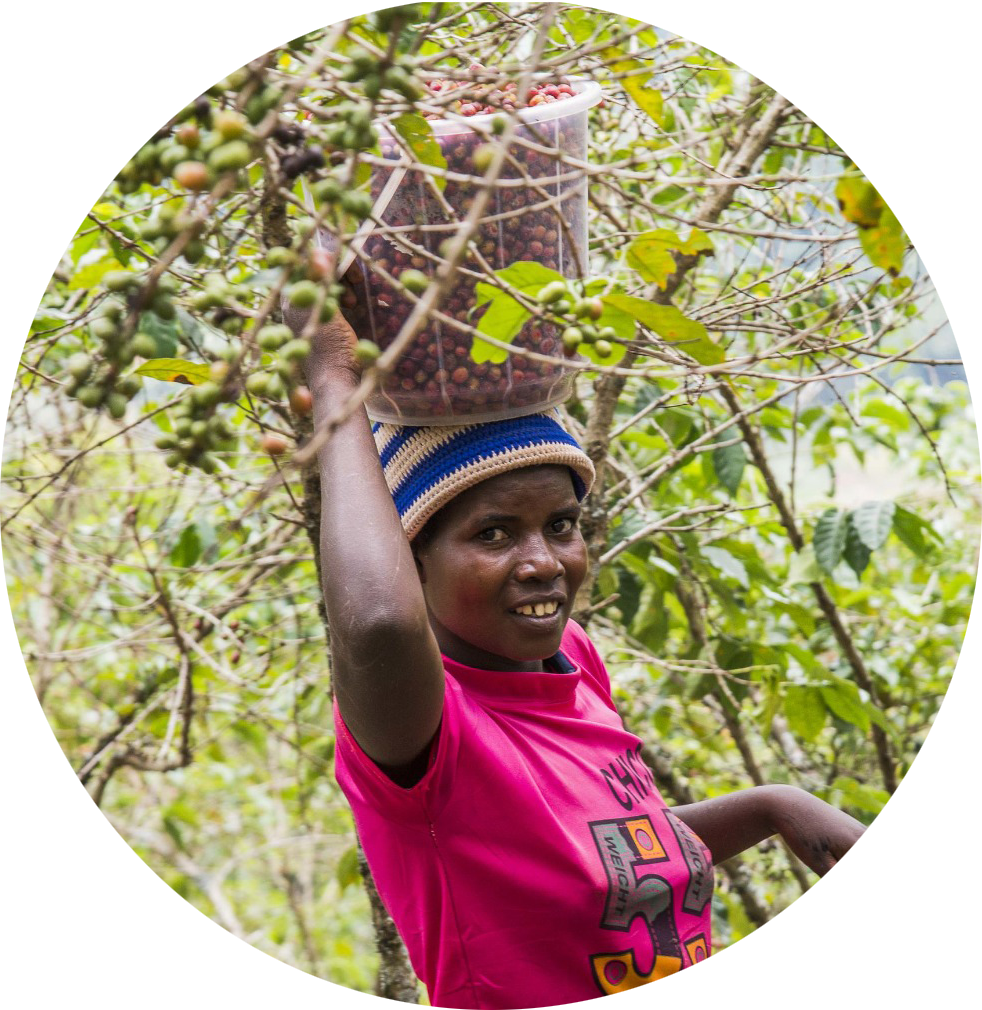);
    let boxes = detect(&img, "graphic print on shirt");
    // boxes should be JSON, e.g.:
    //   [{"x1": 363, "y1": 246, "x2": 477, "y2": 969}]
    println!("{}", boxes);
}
[
  {"x1": 665, "y1": 810, "x2": 714, "y2": 916},
  {"x1": 588, "y1": 815, "x2": 684, "y2": 995}
]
